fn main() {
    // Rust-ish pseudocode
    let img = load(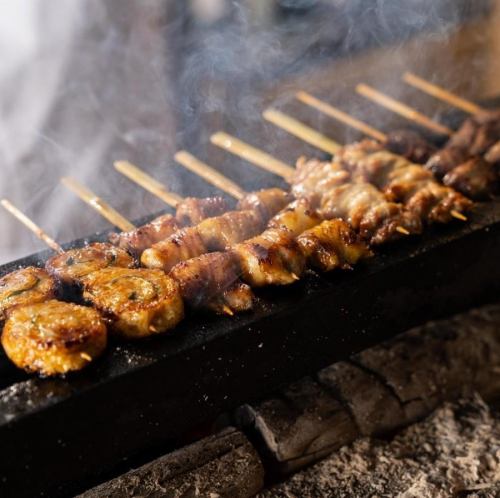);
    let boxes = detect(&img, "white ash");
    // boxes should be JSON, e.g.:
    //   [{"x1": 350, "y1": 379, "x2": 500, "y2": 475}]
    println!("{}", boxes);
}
[{"x1": 259, "y1": 394, "x2": 500, "y2": 498}]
